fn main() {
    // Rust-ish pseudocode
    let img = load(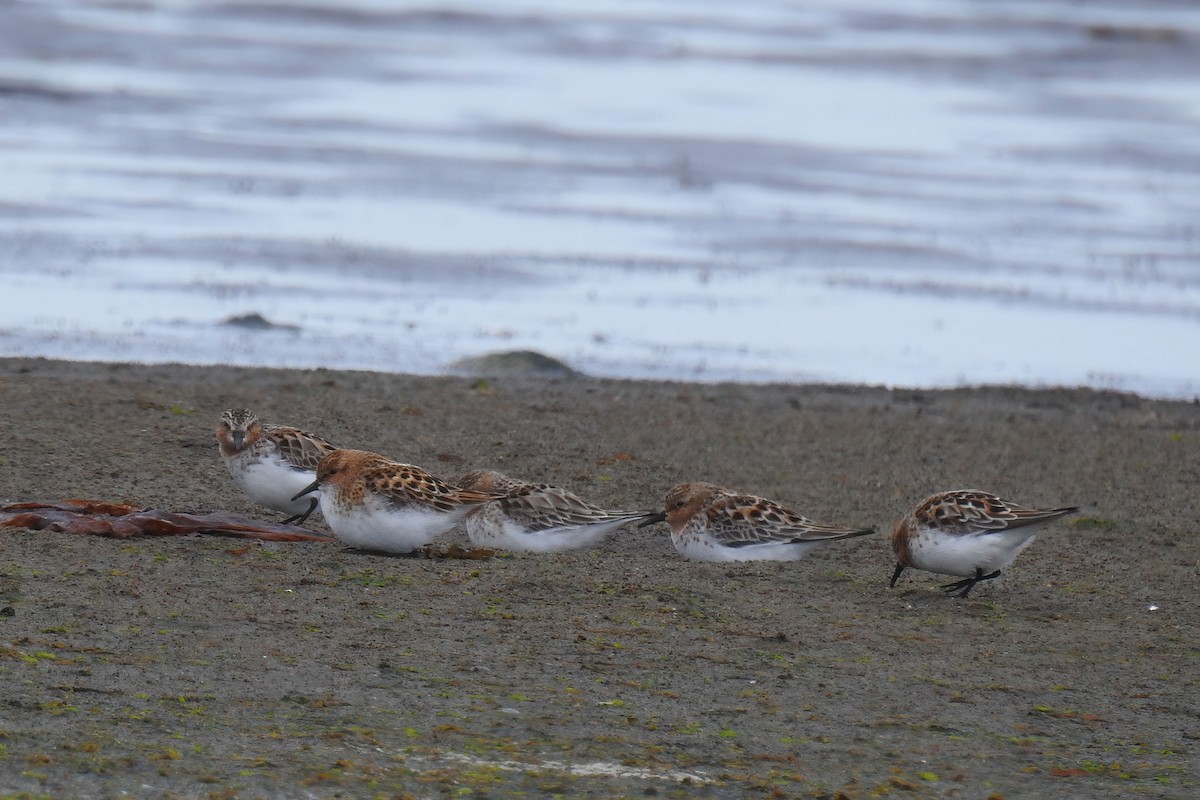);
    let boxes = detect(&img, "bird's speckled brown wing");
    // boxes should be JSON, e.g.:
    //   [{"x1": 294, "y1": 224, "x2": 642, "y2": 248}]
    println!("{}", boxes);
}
[
  {"x1": 702, "y1": 493, "x2": 873, "y2": 547},
  {"x1": 368, "y1": 463, "x2": 503, "y2": 512},
  {"x1": 499, "y1": 486, "x2": 657, "y2": 531},
  {"x1": 915, "y1": 490, "x2": 1078, "y2": 536},
  {"x1": 457, "y1": 470, "x2": 533, "y2": 495},
  {"x1": 264, "y1": 425, "x2": 338, "y2": 472}
]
